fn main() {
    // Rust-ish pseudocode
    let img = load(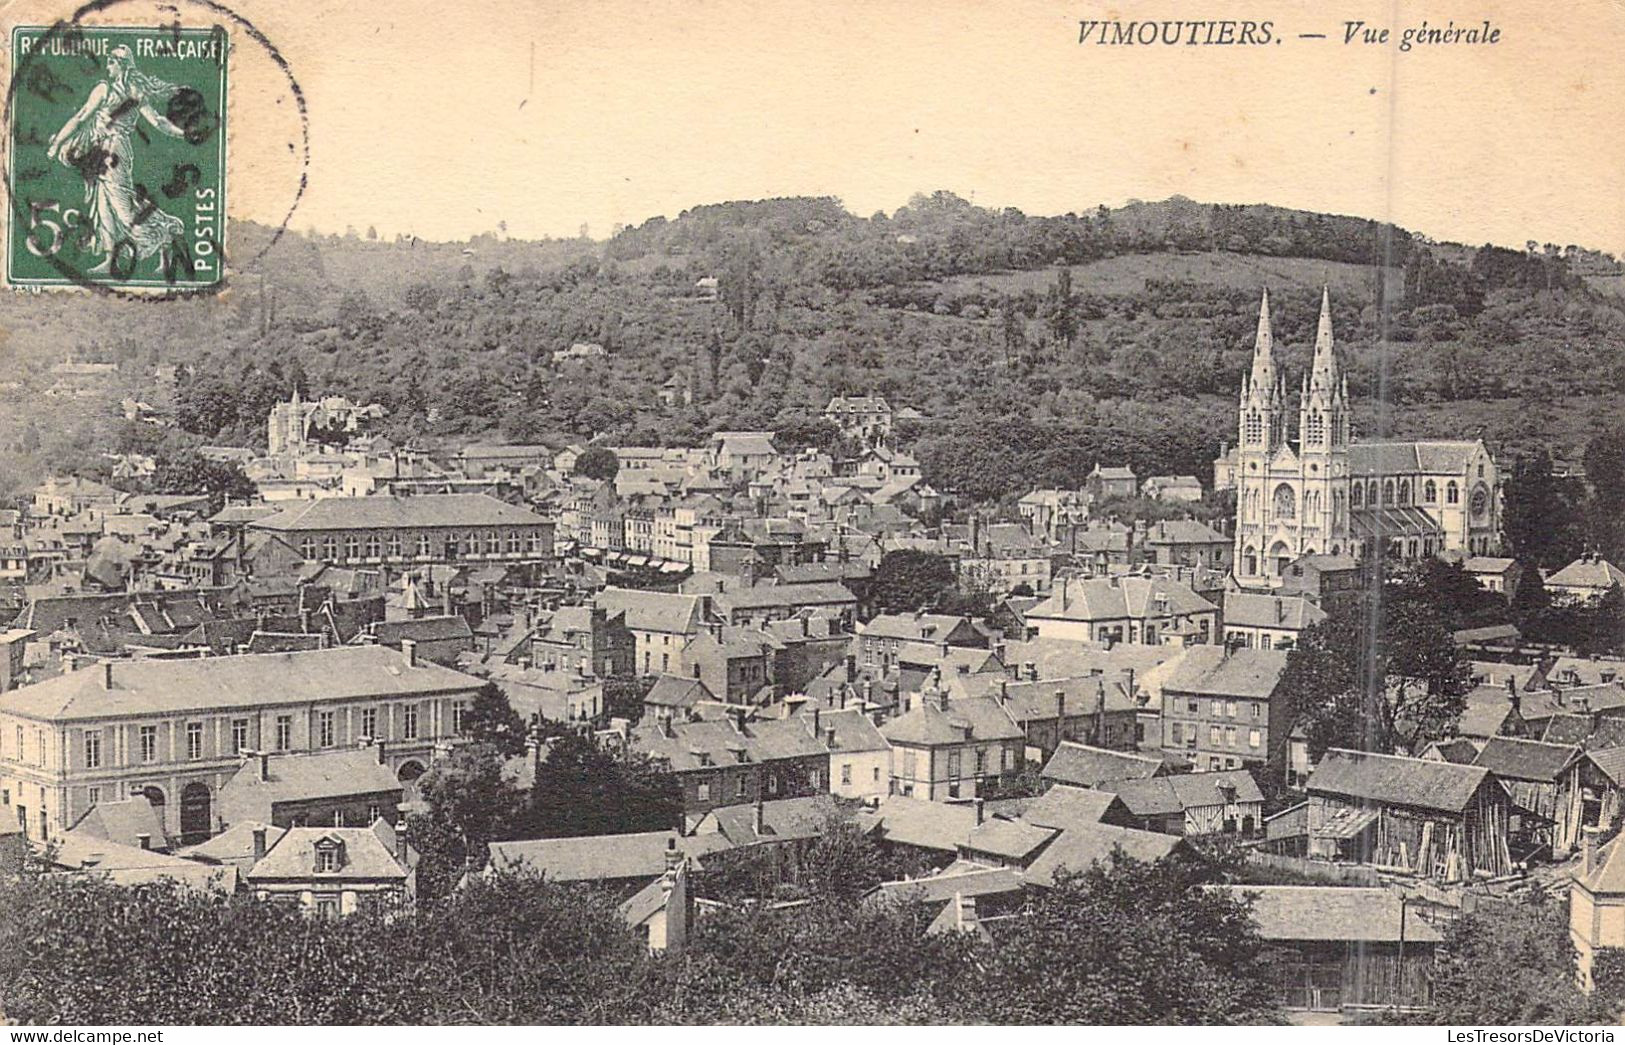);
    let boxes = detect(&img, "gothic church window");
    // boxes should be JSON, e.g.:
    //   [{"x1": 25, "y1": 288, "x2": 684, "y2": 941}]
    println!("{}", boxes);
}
[
  {"x1": 1351, "y1": 484, "x2": 1363, "y2": 508},
  {"x1": 1367, "y1": 480, "x2": 1379, "y2": 505},
  {"x1": 1424, "y1": 480, "x2": 1437, "y2": 503},
  {"x1": 1383, "y1": 480, "x2": 1396, "y2": 505},
  {"x1": 1273, "y1": 484, "x2": 1296, "y2": 520},
  {"x1": 1398, "y1": 480, "x2": 1411, "y2": 505},
  {"x1": 1447, "y1": 481, "x2": 1460, "y2": 505}
]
